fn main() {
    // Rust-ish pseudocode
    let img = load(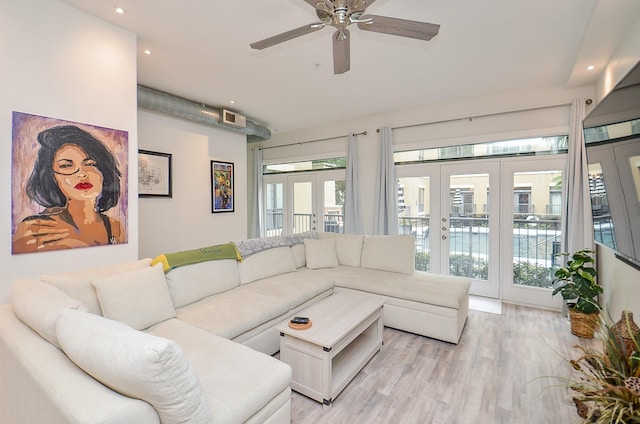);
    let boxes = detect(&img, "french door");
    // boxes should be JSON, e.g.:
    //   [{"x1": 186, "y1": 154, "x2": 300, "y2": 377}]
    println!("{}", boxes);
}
[
  {"x1": 397, "y1": 161, "x2": 501, "y2": 298},
  {"x1": 263, "y1": 170, "x2": 345, "y2": 236},
  {"x1": 399, "y1": 155, "x2": 566, "y2": 308}
]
